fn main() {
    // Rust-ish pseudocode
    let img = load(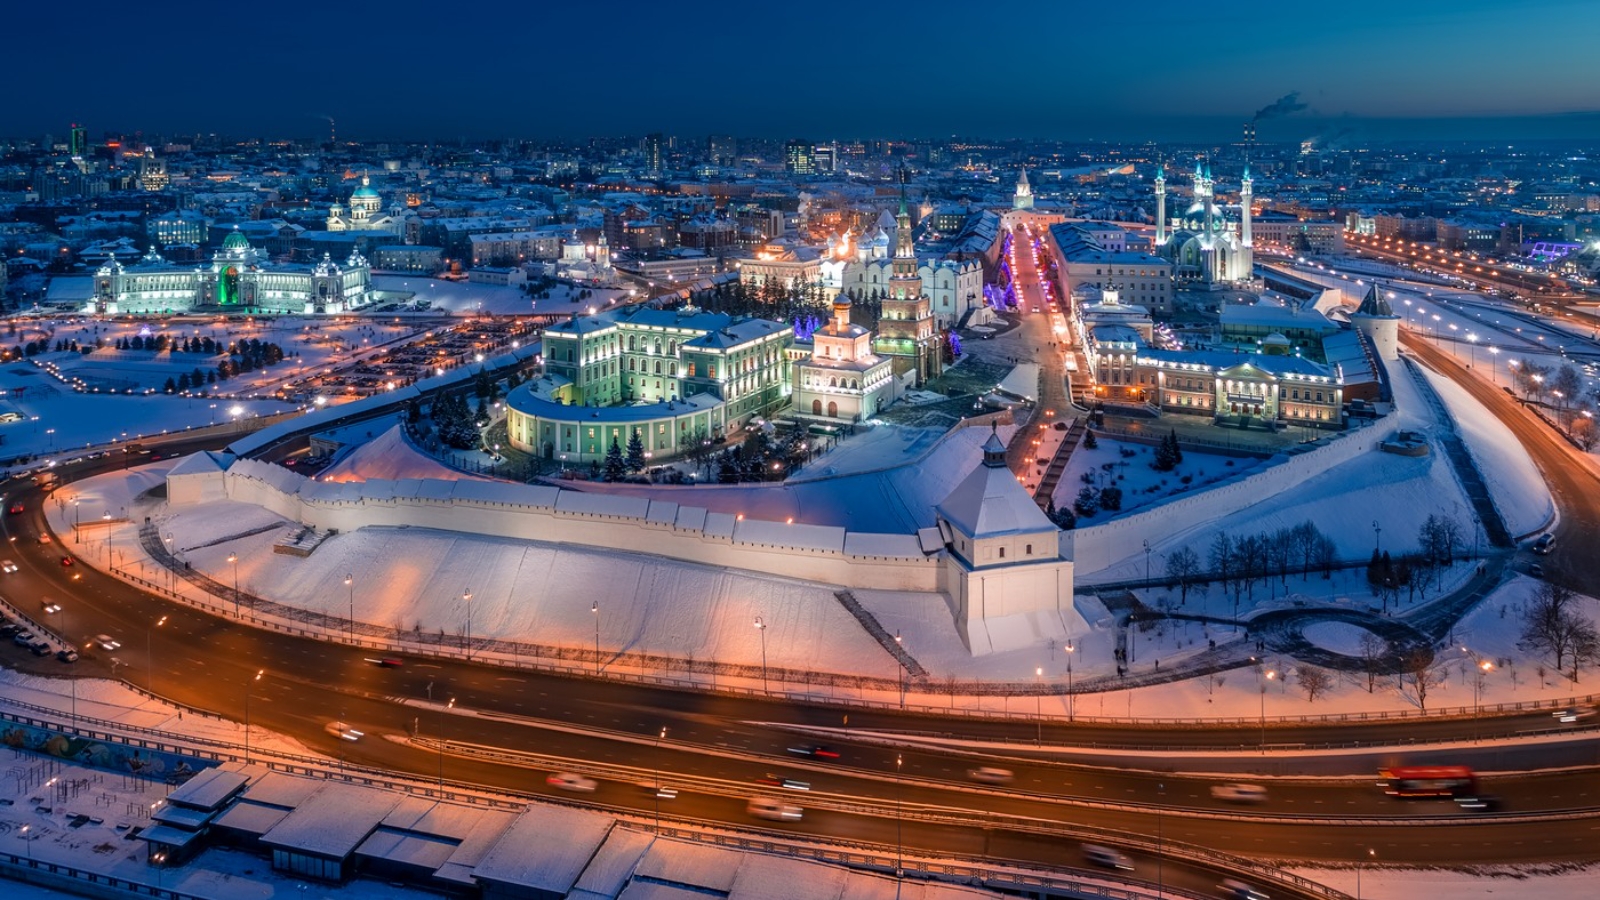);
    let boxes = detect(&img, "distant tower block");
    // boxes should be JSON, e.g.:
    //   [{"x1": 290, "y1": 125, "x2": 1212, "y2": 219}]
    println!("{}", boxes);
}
[
  {"x1": 1013, "y1": 167, "x2": 1034, "y2": 210},
  {"x1": 1351, "y1": 283, "x2": 1400, "y2": 362},
  {"x1": 1153, "y1": 166, "x2": 1167, "y2": 246}
]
